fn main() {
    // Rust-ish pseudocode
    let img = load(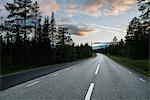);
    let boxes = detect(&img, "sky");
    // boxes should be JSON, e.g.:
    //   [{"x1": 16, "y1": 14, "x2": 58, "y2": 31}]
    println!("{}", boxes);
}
[{"x1": 0, "y1": 0, "x2": 140, "y2": 45}]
